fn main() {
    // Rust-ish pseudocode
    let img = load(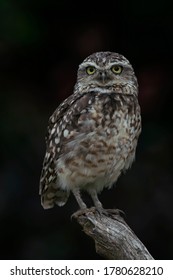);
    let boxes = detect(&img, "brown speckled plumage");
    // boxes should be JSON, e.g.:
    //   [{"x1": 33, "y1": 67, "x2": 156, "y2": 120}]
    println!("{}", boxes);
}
[{"x1": 39, "y1": 51, "x2": 141, "y2": 211}]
